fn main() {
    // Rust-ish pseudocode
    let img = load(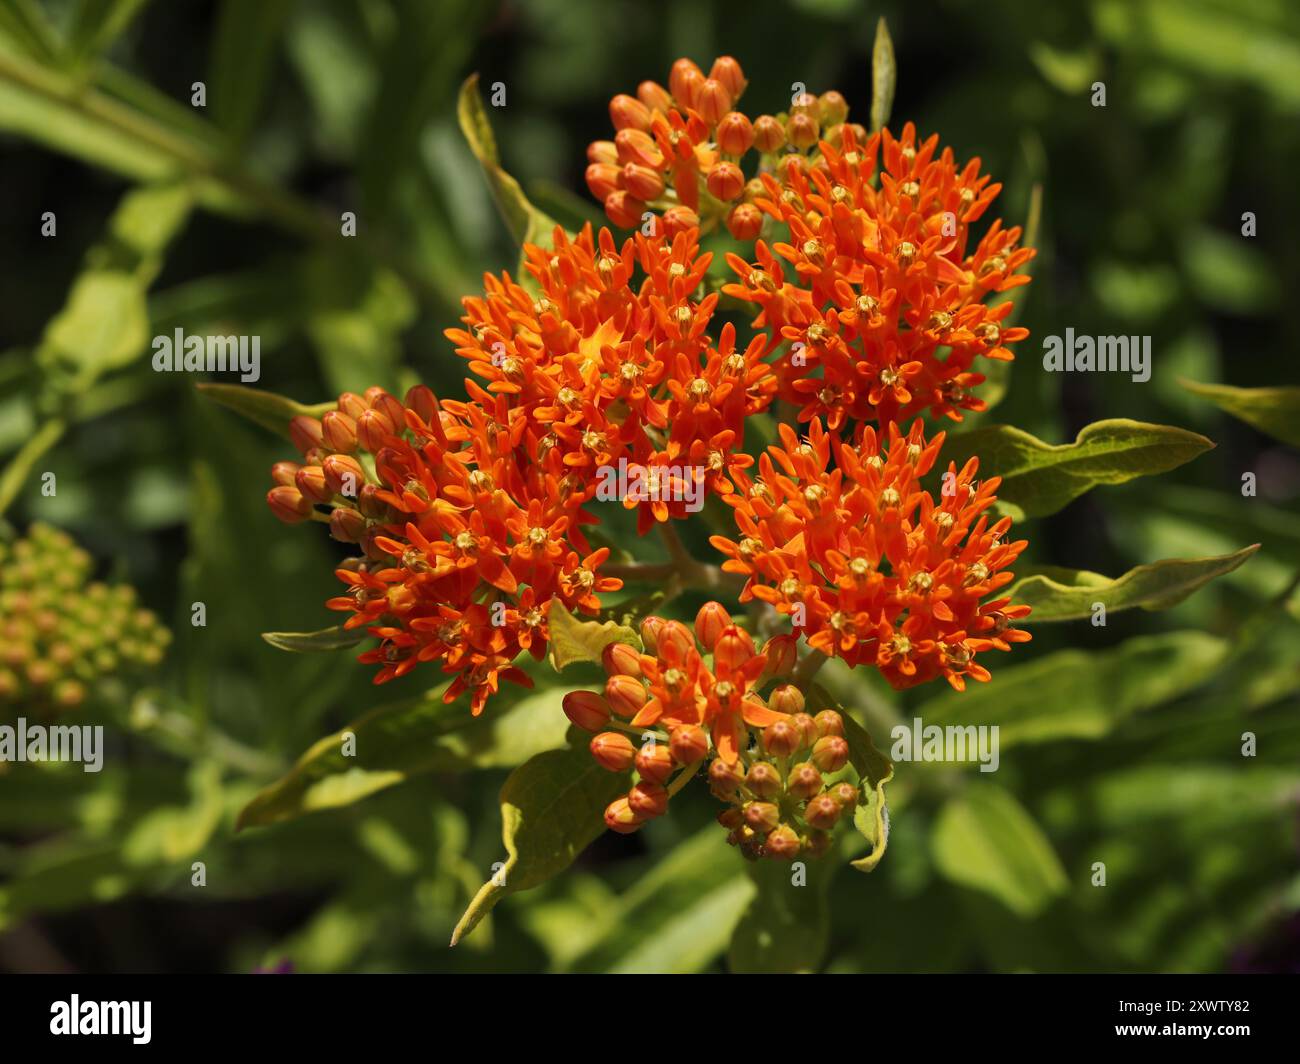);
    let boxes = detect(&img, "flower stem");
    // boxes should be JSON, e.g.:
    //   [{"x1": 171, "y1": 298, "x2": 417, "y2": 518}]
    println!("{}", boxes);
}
[{"x1": 793, "y1": 648, "x2": 829, "y2": 689}]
